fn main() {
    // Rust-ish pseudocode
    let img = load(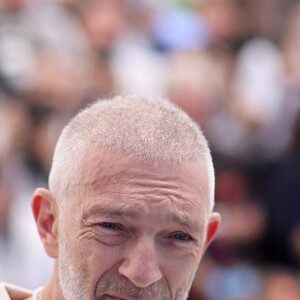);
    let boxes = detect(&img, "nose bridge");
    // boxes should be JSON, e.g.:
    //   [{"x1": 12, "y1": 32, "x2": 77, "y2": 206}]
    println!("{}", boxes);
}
[
  {"x1": 119, "y1": 234, "x2": 163, "y2": 287},
  {"x1": 135, "y1": 234, "x2": 156, "y2": 263}
]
